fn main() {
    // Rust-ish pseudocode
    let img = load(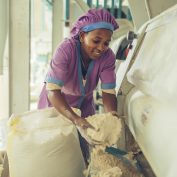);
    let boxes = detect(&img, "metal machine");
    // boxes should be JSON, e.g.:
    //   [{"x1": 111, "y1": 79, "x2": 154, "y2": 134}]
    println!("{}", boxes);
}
[{"x1": 116, "y1": 4, "x2": 177, "y2": 177}]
